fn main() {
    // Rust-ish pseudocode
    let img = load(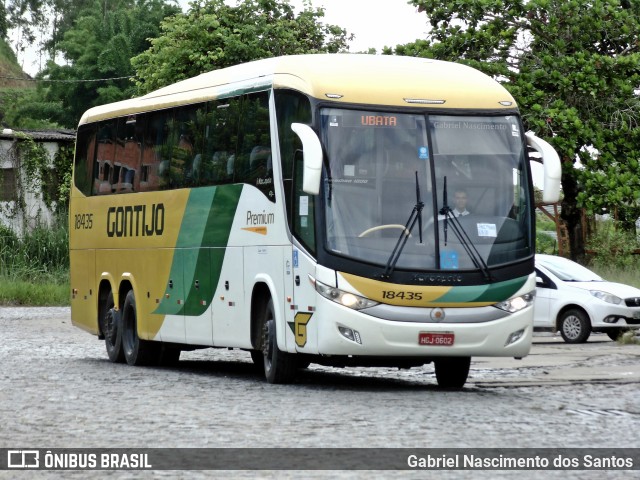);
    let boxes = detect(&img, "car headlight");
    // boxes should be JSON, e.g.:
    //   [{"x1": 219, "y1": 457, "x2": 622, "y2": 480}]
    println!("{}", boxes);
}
[
  {"x1": 494, "y1": 291, "x2": 535, "y2": 313},
  {"x1": 589, "y1": 290, "x2": 622, "y2": 305},
  {"x1": 313, "y1": 278, "x2": 379, "y2": 310}
]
